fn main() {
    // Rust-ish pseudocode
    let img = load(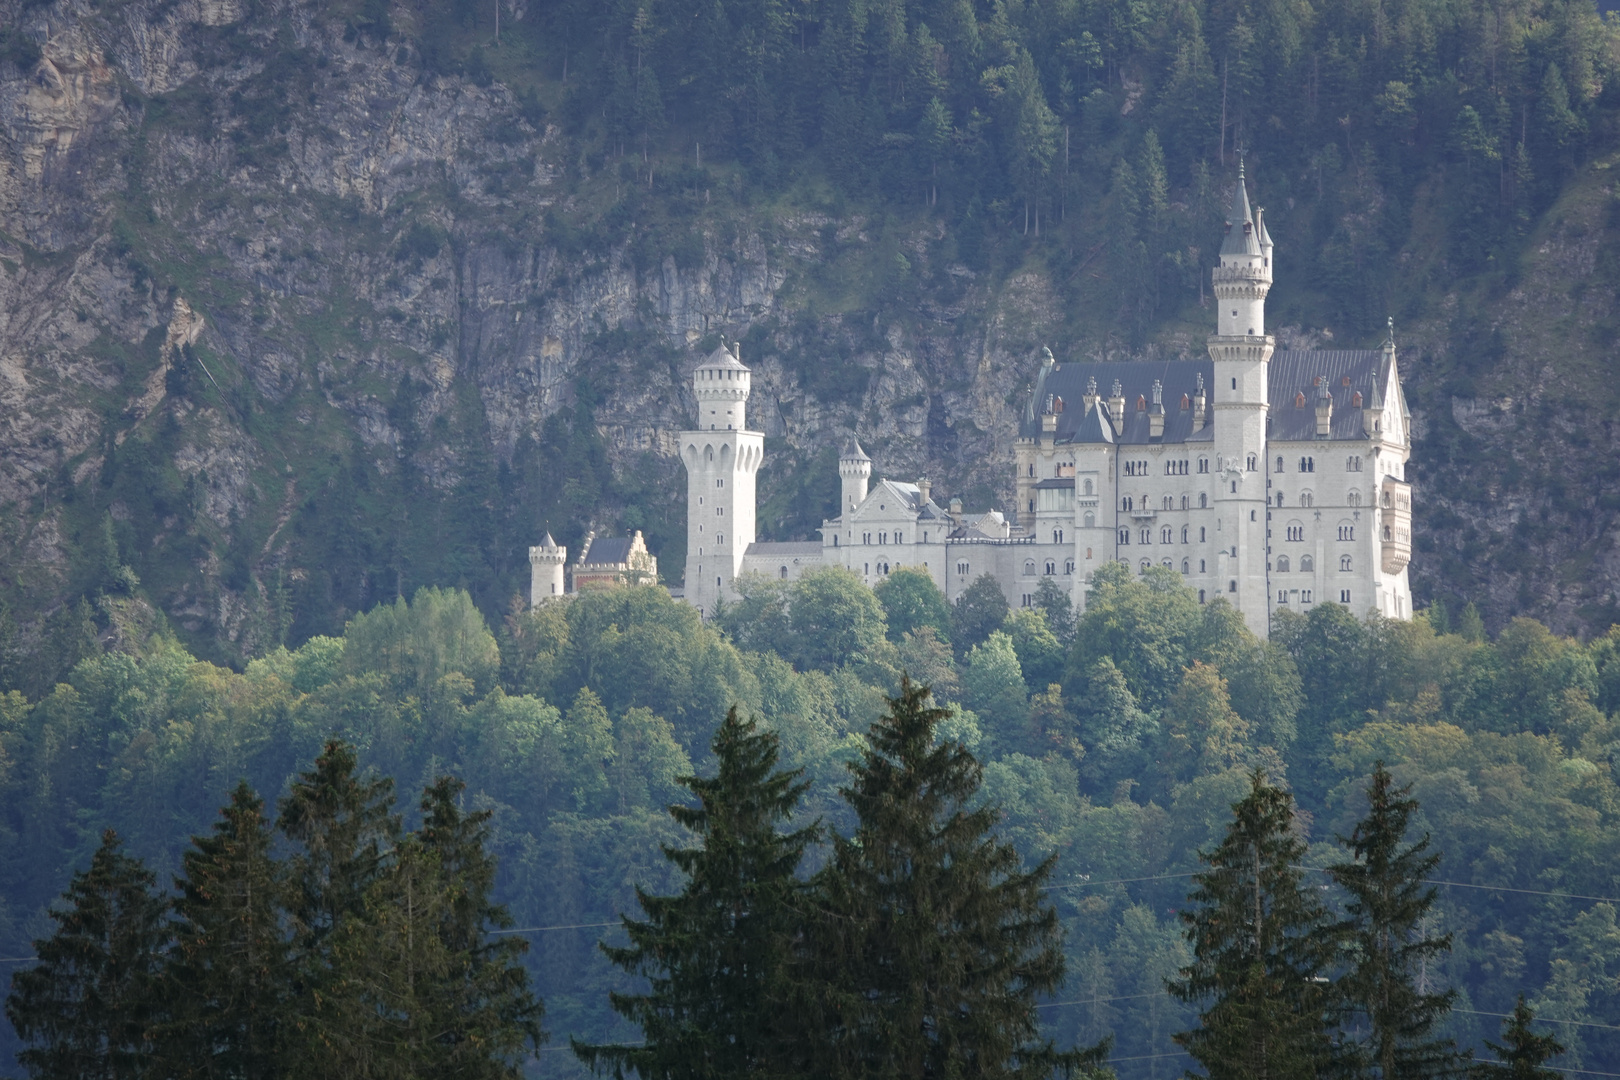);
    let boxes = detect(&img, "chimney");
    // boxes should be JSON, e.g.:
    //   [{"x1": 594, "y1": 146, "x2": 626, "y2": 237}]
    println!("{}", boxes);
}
[
  {"x1": 1108, "y1": 379, "x2": 1126, "y2": 436},
  {"x1": 1314, "y1": 376, "x2": 1333, "y2": 438},
  {"x1": 917, "y1": 477, "x2": 932, "y2": 505},
  {"x1": 1083, "y1": 375, "x2": 1099, "y2": 414},
  {"x1": 1149, "y1": 379, "x2": 1165, "y2": 440},
  {"x1": 949, "y1": 496, "x2": 963, "y2": 523},
  {"x1": 1192, "y1": 373, "x2": 1207, "y2": 432}
]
